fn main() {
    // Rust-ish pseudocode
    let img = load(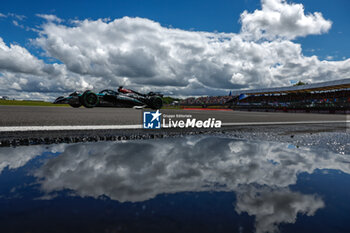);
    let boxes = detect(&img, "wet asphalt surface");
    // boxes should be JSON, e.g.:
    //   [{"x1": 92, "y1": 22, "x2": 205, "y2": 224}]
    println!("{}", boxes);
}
[{"x1": 0, "y1": 105, "x2": 348, "y2": 148}]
